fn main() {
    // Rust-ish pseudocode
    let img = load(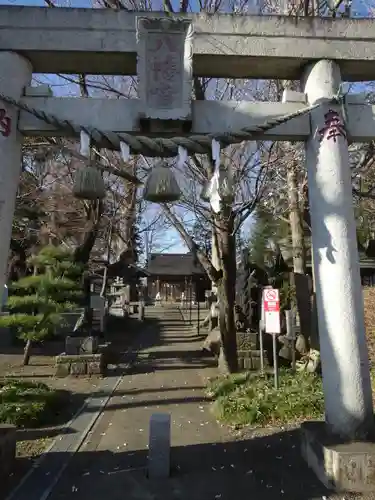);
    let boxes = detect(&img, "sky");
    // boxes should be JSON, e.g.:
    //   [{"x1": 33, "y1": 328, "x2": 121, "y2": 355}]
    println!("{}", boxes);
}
[
  {"x1": 0, "y1": 0, "x2": 372, "y2": 13},
  {"x1": 0, "y1": 0, "x2": 199, "y2": 8},
  {"x1": 1, "y1": 0, "x2": 374, "y2": 256}
]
